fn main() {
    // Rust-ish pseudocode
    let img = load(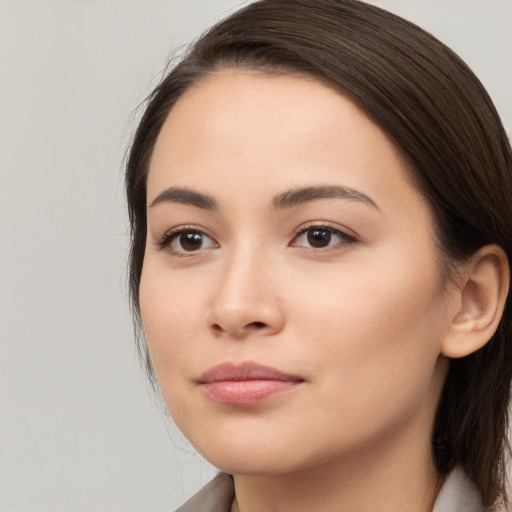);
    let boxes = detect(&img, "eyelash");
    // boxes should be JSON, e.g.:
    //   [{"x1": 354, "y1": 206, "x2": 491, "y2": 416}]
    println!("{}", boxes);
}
[{"x1": 155, "y1": 223, "x2": 358, "y2": 256}]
